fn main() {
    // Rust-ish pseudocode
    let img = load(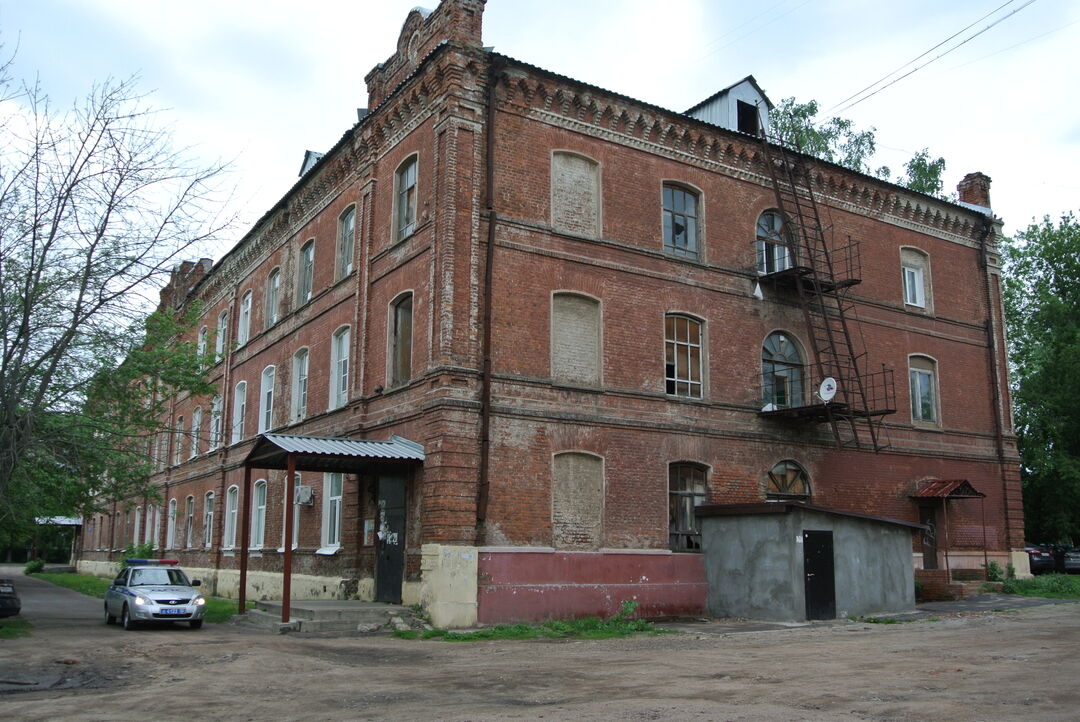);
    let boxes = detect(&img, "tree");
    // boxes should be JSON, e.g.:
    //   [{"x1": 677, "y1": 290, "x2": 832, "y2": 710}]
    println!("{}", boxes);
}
[
  {"x1": 769, "y1": 98, "x2": 947, "y2": 199},
  {"x1": 1001, "y1": 213, "x2": 1080, "y2": 544},
  {"x1": 0, "y1": 74, "x2": 230, "y2": 545}
]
